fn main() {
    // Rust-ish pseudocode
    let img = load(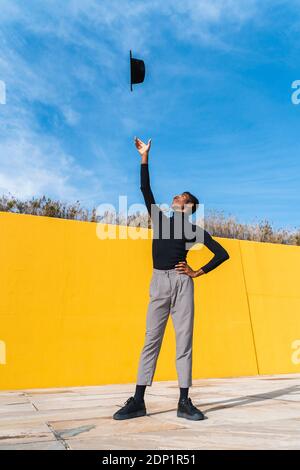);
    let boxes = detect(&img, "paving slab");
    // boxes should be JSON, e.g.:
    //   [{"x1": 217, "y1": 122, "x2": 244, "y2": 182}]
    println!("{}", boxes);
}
[
  {"x1": 49, "y1": 415, "x2": 187, "y2": 441},
  {"x1": 0, "y1": 373, "x2": 299, "y2": 450},
  {"x1": 0, "y1": 421, "x2": 55, "y2": 445},
  {"x1": 0, "y1": 439, "x2": 66, "y2": 450}
]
